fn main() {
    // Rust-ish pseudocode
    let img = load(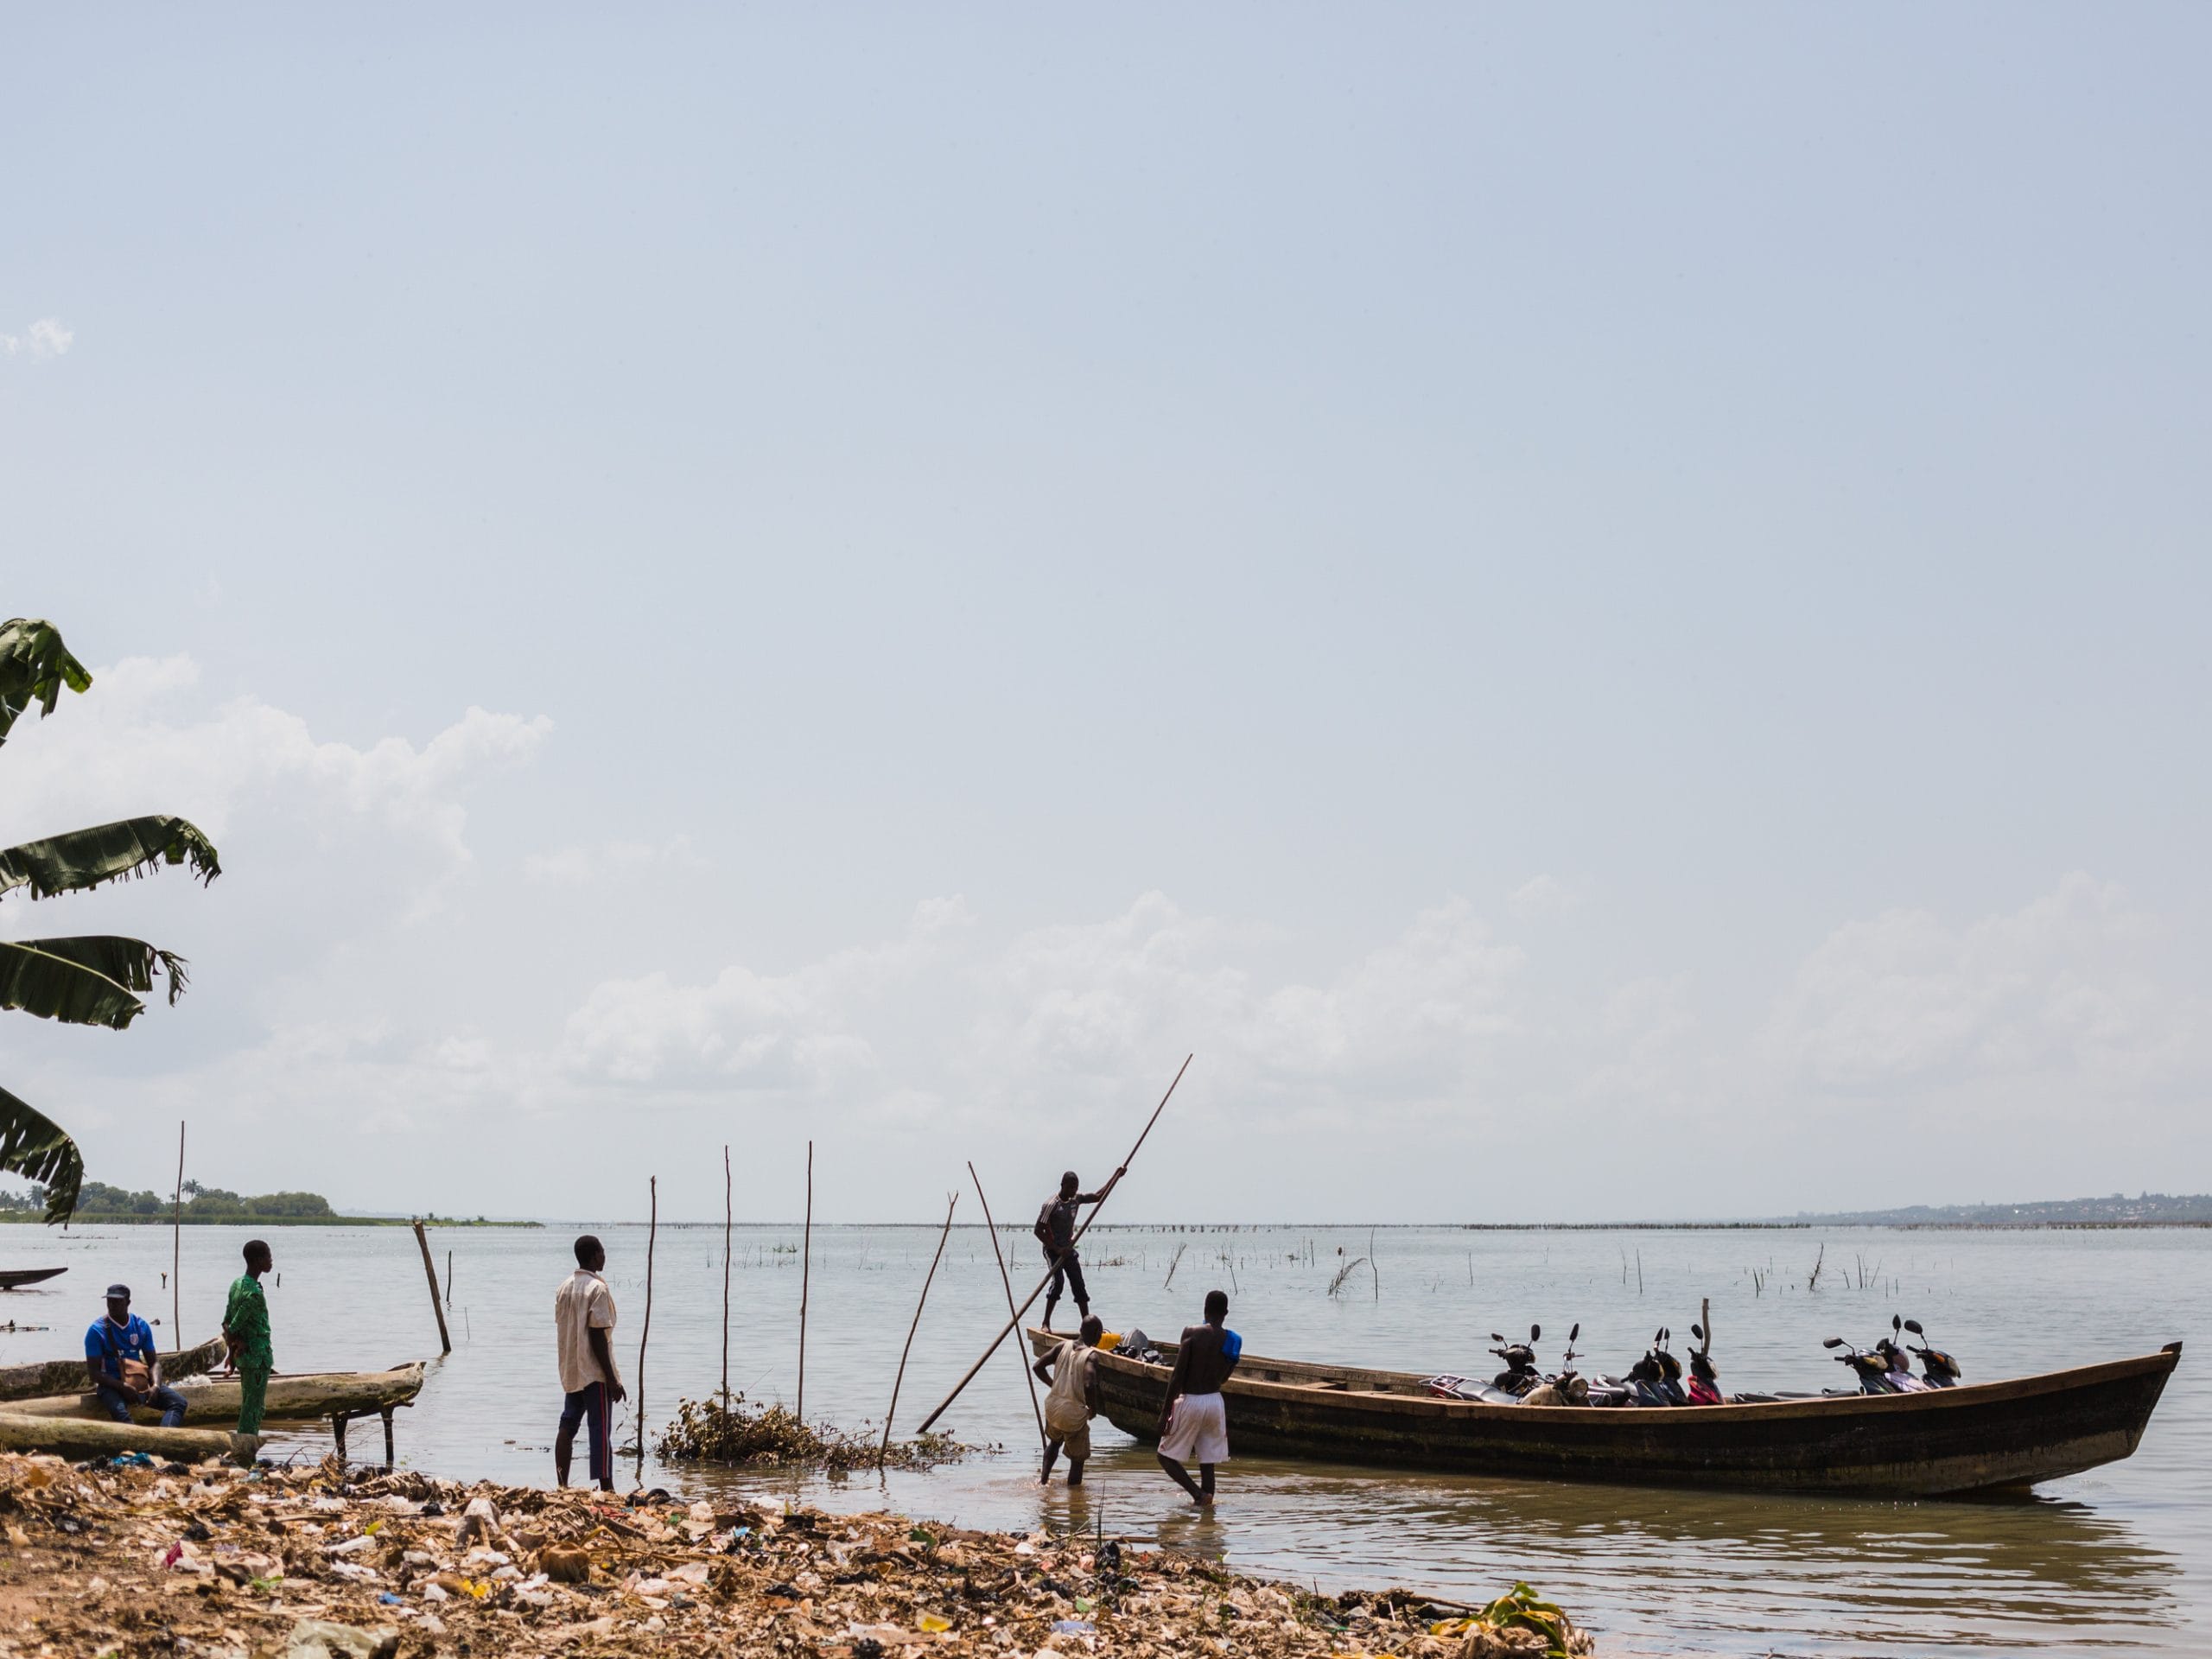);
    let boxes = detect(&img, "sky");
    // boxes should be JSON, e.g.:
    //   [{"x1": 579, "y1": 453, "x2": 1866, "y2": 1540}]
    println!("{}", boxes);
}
[{"x1": 2, "y1": 7, "x2": 2207, "y2": 1224}]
